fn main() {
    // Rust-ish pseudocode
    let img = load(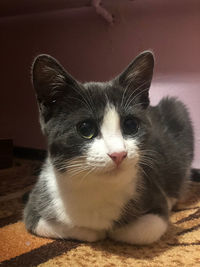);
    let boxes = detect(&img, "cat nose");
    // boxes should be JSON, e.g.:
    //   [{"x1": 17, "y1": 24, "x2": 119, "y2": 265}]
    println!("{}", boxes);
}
[{"x1": 108, "y1": 151, "x2": 127, "y2": 166}]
